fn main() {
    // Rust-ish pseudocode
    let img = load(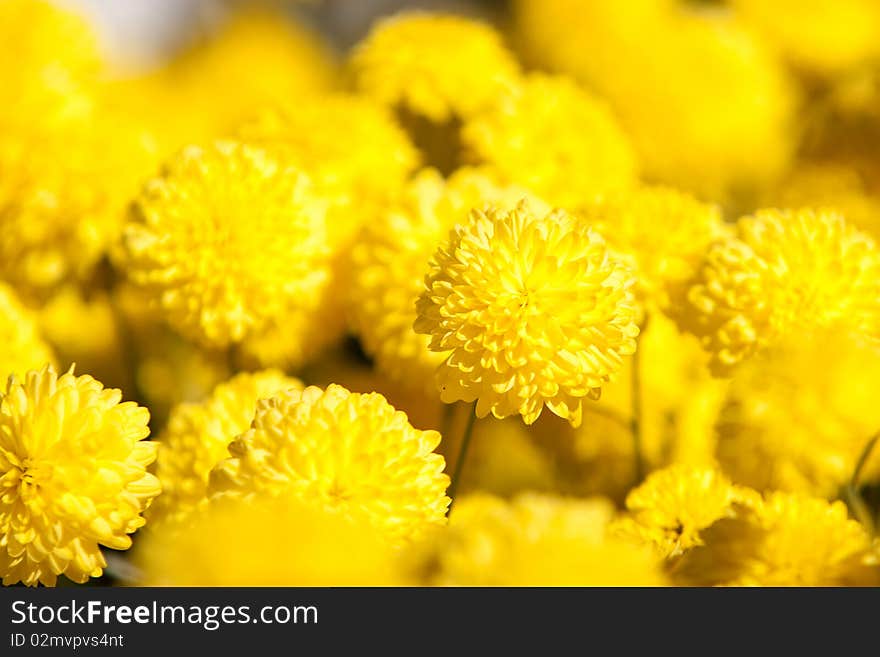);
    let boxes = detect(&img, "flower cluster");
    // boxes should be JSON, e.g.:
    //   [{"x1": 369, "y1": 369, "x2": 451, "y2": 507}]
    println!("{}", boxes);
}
[{"x1": 2, "y1": 0, "x2": 880, "y2": 587}]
